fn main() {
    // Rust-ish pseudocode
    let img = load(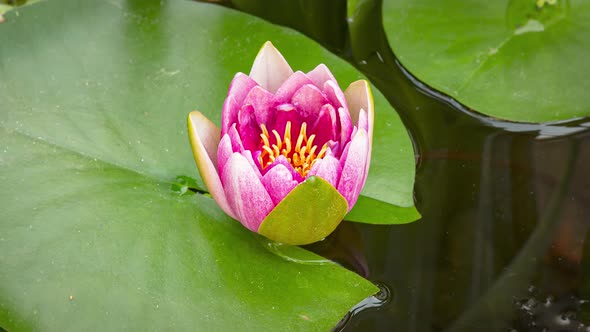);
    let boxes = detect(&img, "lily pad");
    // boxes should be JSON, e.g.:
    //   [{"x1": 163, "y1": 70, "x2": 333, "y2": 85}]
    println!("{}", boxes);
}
[
  {"x1": 383, "y1": 0, "x2": 590, "y2": 122},
  {"x1": 0, "y1": 0, "x2": 380, "y2": 330}
]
